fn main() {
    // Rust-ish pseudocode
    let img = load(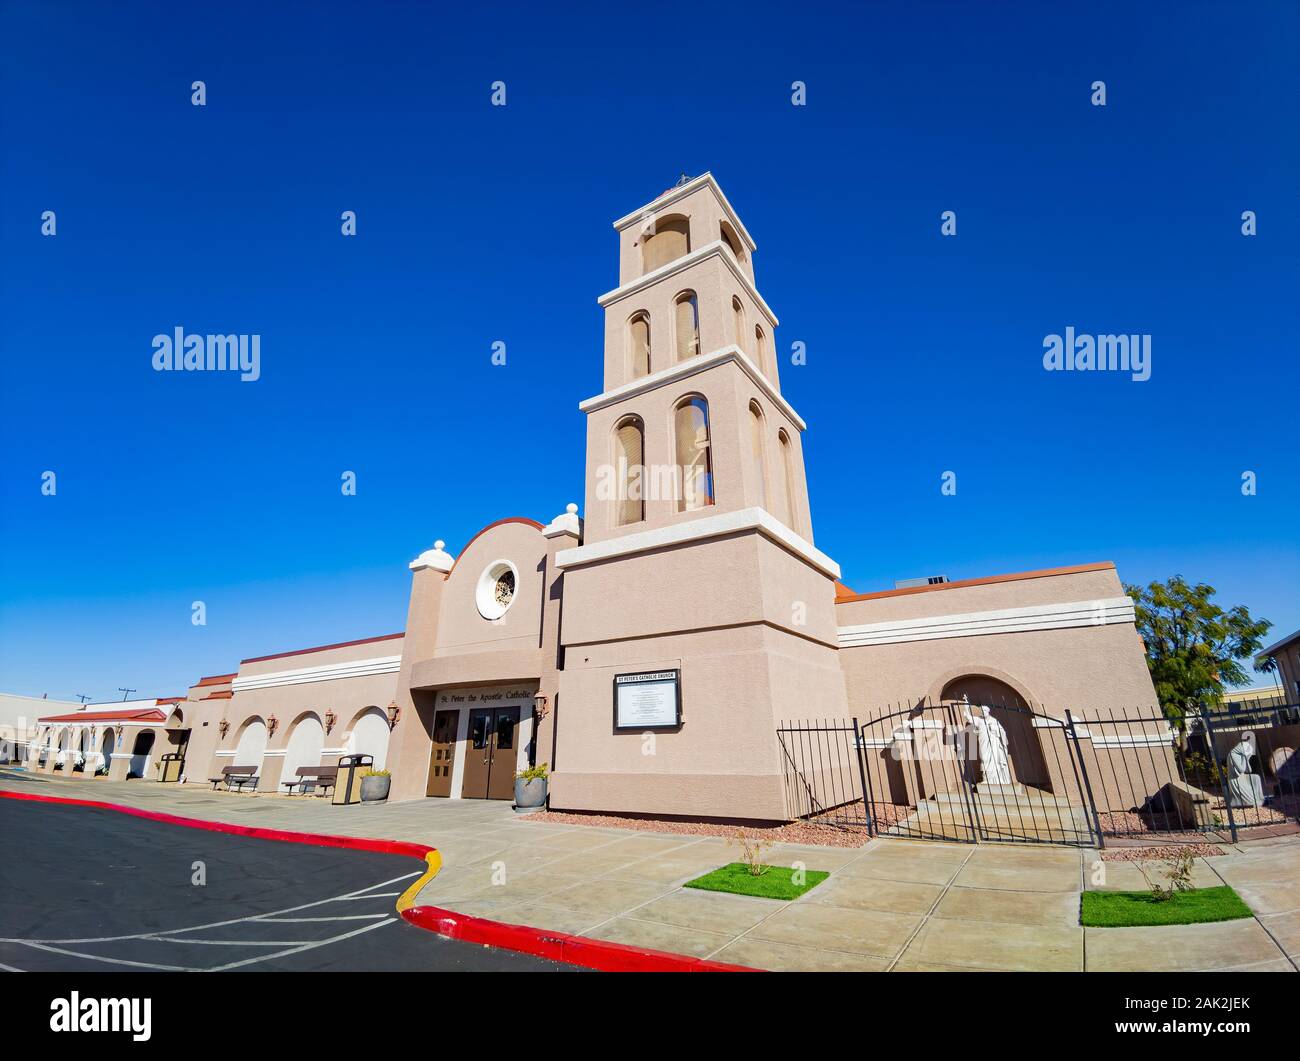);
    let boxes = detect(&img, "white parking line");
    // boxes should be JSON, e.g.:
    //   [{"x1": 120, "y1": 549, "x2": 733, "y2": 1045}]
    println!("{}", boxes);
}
[
  {"x1": 145, "y1": 937, "x2": 309, "y2": 946},
  {"x1": 1, "y1": 869, "x2": 419, "y2": 945},
  {"x1": 330, "y1": 893, "x2": 401, "y2": 900},
  {"x1": 206, "y1": 918, "x2": 397, "y2": 971},
  {"x1": 11, "y1": 941, "x2": 199, "y2": 972},
  {"x1": 253, "y1": 915, "x2": 389, "y2": 924},
  {"x1": 7, "y1": 917, "x2": 401, "y2": 972}
]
